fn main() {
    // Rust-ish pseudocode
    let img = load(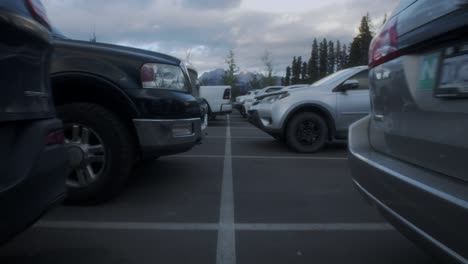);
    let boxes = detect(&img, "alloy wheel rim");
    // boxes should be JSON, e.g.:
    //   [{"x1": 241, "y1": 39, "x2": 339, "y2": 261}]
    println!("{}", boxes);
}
[
  {"x1": 64, "y1": 124, "x2": 106, "y2": 188},
  {"x1": 296, "y1": 120, "x2": 321, "y2": 145}
]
